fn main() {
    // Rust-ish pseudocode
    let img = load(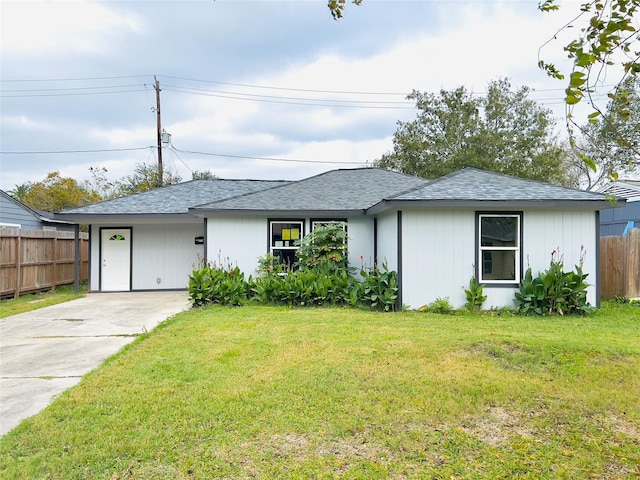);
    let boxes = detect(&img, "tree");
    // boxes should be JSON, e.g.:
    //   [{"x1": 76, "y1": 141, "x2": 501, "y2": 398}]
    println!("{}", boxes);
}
[
  {"x1": 572, "y1": 76, "x2": 640, "y2": 190},
  {"x1": 8, "y1": 183, "x2": 31, "y2": 203},
  {"x1": 327, "y1": 0, "x2": 362, "y2": 19},
  {"x1": 19, "y1": 172, "x2": 101, "y2": 212},
  {"x1": 113, "y1": 162, "x2": 181, "y2": 196},
  {"x1": 538, "y1": 0, "x2": 640, "y2": 169},
  {"x1": 375, "y1": 78, "x2": 575, "y2": 186},
  {"x1": 191, "y1": 170, "x2": 218, "y2": 180}
]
